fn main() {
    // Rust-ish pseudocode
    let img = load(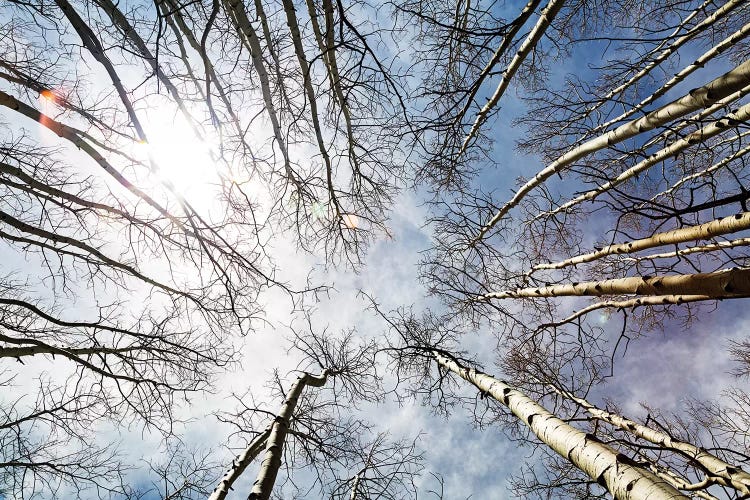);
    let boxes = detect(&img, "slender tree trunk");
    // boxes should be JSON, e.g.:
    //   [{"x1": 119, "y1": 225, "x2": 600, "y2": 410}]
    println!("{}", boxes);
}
[
  {"x1": 247, "y1": 371, "x2": 329, "y2": 500},
  {"x1": 543, "y1": 100, "x2": 750, "y2": 218},
  {"x1": 209, "y1": 427, "x2": 271, "y2": 500},
  {"x1": 597, "y1": 18, "x2": 750, "y2": 133},
  {"x1": 625, "y1": 237, "x2": 750, "y2": 263},
  {"x1": 484, "y1": 267, "x2": 750, "y2": 300},
  {"x1": 54, "y1": 0, "x2": 148, "y2": 141},
  {"x1": 222, "y1": 0, "x2": 296, "y2": 181},
  {"x1": 458, "y1": 0, "x2": 565, "y2": 158},
  {"x1": 541, "y1": 295, "x2": 723, "y2": 328},
  {"x1": 452, "y1": 0, "x2": 542, "y2": 130},
  {"x1": 558, "y1": 392, "x2": 750, "y2": 496},
  {"x1": 433, "y1": 352, "x2": 687, "y2": 499},
  {"x1": 280, "y1": 0, "x2": 341, "y2": 216},
  {"x1": 349, "y1": 470, "x2": 362, "y2": 500},
  {"x1": 533, "y1": 212, "x2": 750, "y2": 271},
  {"x1": 472, "y1": 58, "x2": 750, "y2": 243},
  {"x1": 583, "y1": 0, "x2": 741, "y2": 133}
]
